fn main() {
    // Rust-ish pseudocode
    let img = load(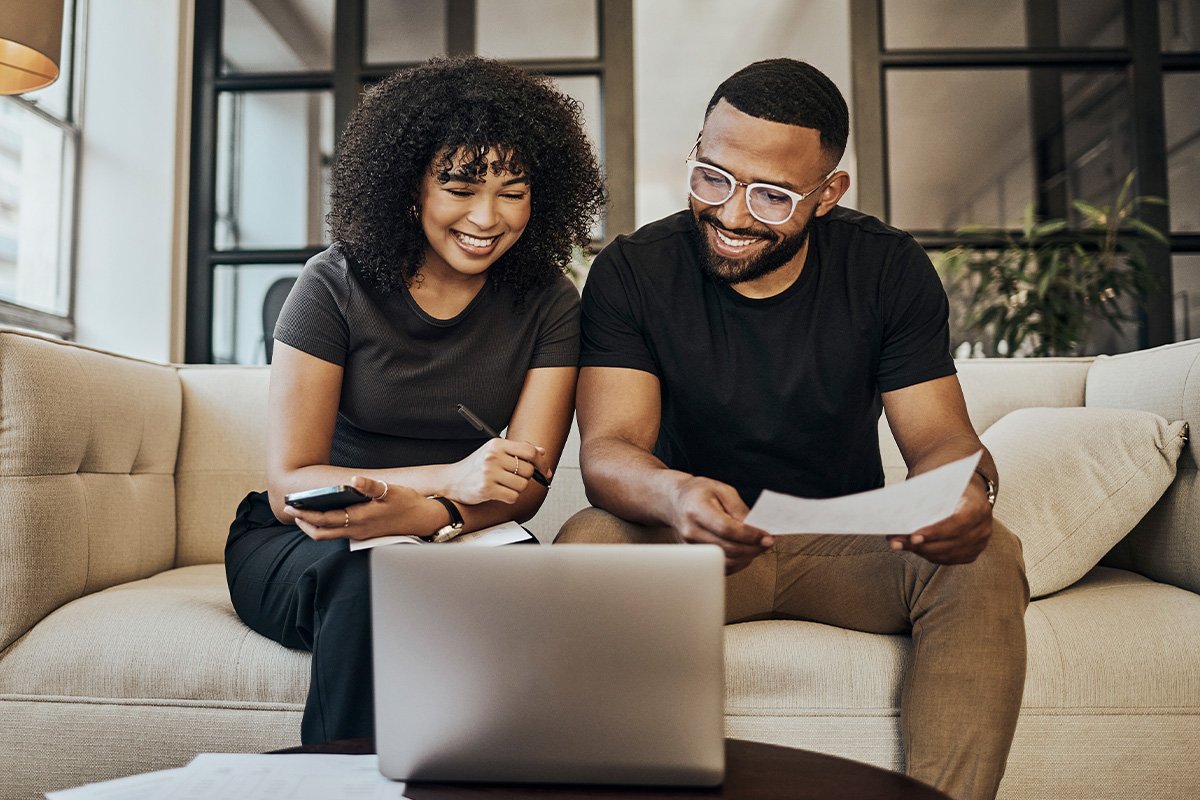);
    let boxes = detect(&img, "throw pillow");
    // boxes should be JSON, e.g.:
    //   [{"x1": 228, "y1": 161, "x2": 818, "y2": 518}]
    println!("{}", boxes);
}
[{"x1": 980, "y1": 407, "x2": 1187, "y2": 598}]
